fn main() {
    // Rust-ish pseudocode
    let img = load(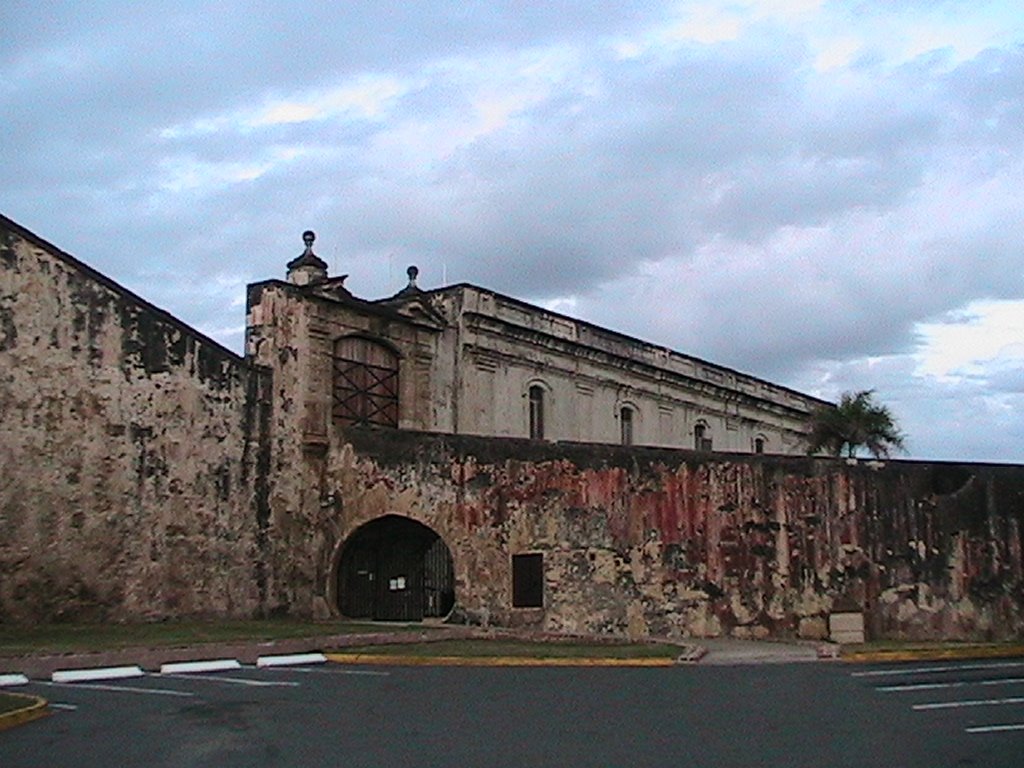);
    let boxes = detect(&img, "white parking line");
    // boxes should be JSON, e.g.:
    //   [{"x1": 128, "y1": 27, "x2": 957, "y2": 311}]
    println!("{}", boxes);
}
[
  {"x1": 853, "y1": 661, "x2": 1024, "y2": 678},
  {"x1": 878, "y1": 677, "x2": 1024, "y2": 692},
  {"x1": 39, "y1": 681, "x2": 195, "y2": 697},
  {"x1": 161, "y1": 673, "x2": 300, "y2": 688},
  {"x1": 966, "y1": 723, "x2": 1024, "y2": 734},
  {"x1": 914, "y1": 696, "x2": 1024, "y2": 711},
  {"x1": 48, "y1": 703, "x2": 79, "y2": 711}
]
